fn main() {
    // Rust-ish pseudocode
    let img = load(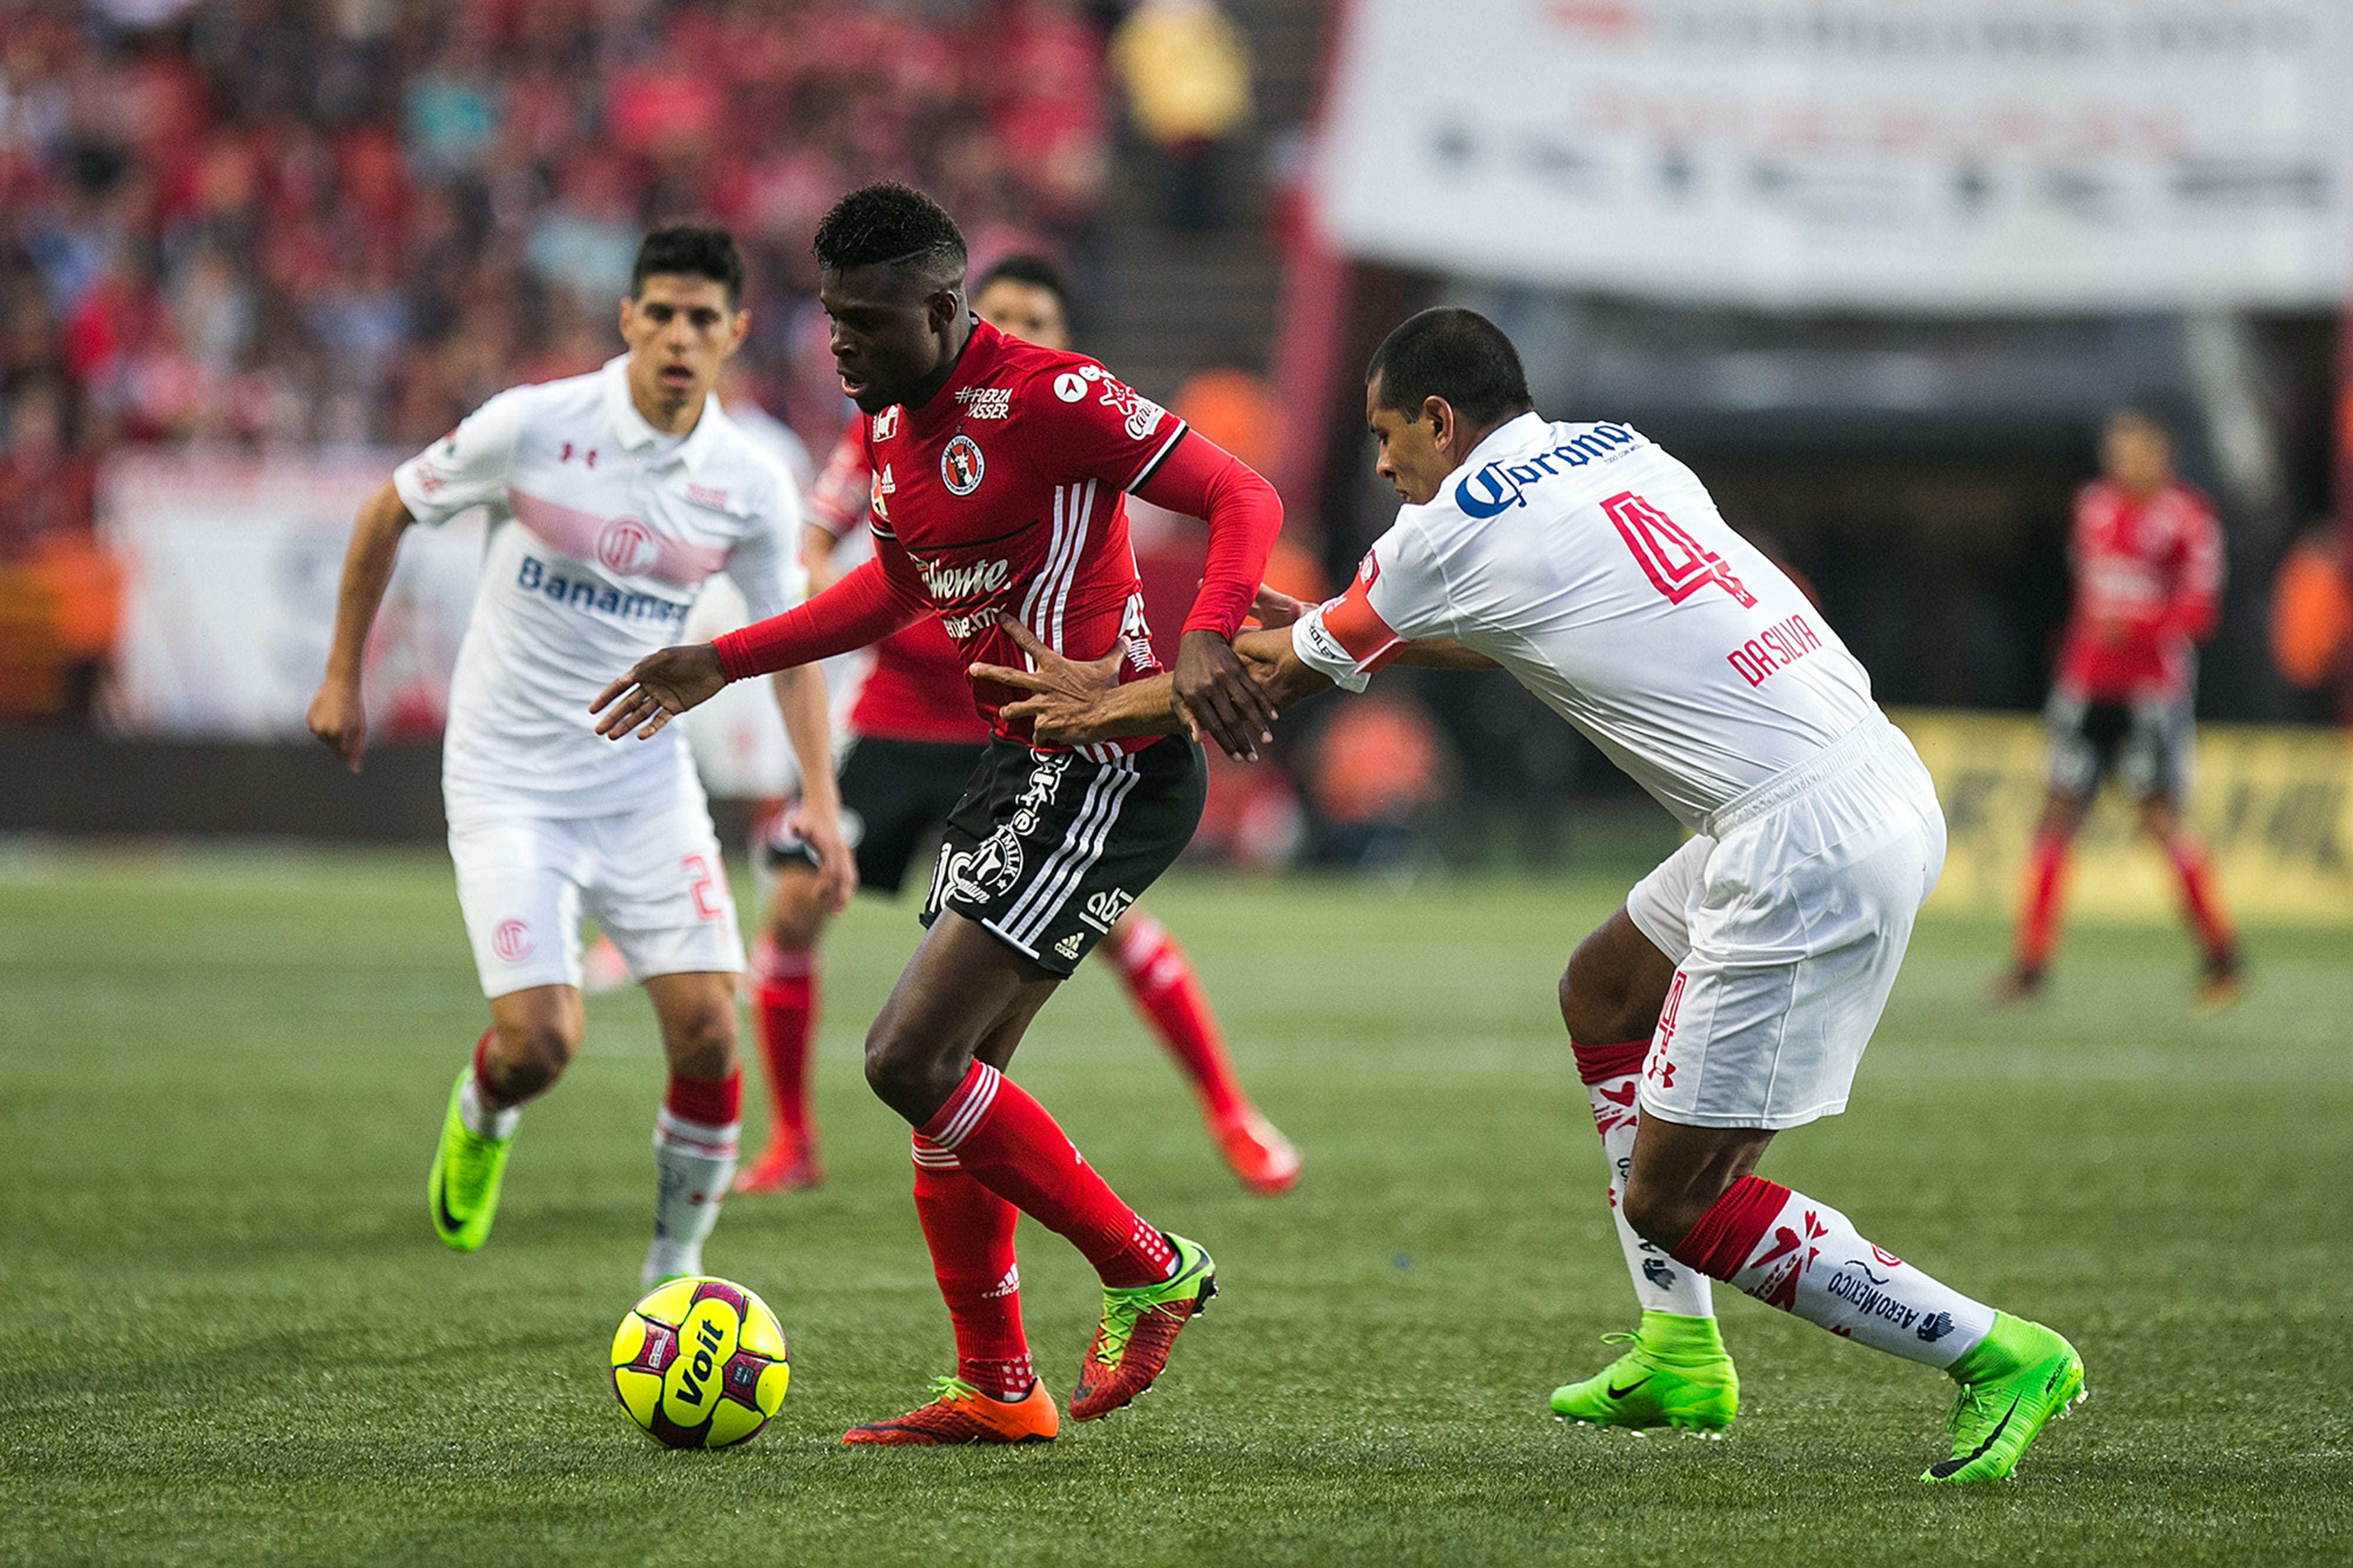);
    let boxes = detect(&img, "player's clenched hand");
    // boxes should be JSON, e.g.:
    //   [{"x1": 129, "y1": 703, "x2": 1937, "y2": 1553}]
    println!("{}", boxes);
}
[
  {"x1": 306, "y1": 676, "x2": 369, "y2": 773},
  {"x1": 1174, "y1": 628, "x2": 1277, "y2": 762},
  {"x1": 788, "y1": 800, "x2": 858, "y2": 914},
  {"x1": 971, "y1": 616, "x2": 1130, "y2": 746},
  {"x1": 591, "y1": 643, "x2": 726, "y2": 739},
  {"x1": 1248, "y1": 583, "x2": 1312, "y2": 630}
]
